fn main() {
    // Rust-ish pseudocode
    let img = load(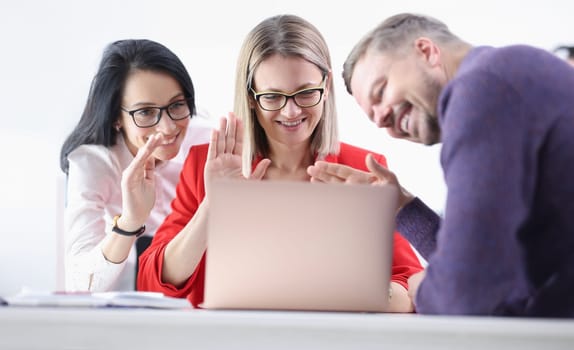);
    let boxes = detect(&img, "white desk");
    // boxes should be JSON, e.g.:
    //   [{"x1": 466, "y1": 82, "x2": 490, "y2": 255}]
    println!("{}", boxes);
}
[{"x1": 1, "y1": 307, "x2": 573, "y2": 350}]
